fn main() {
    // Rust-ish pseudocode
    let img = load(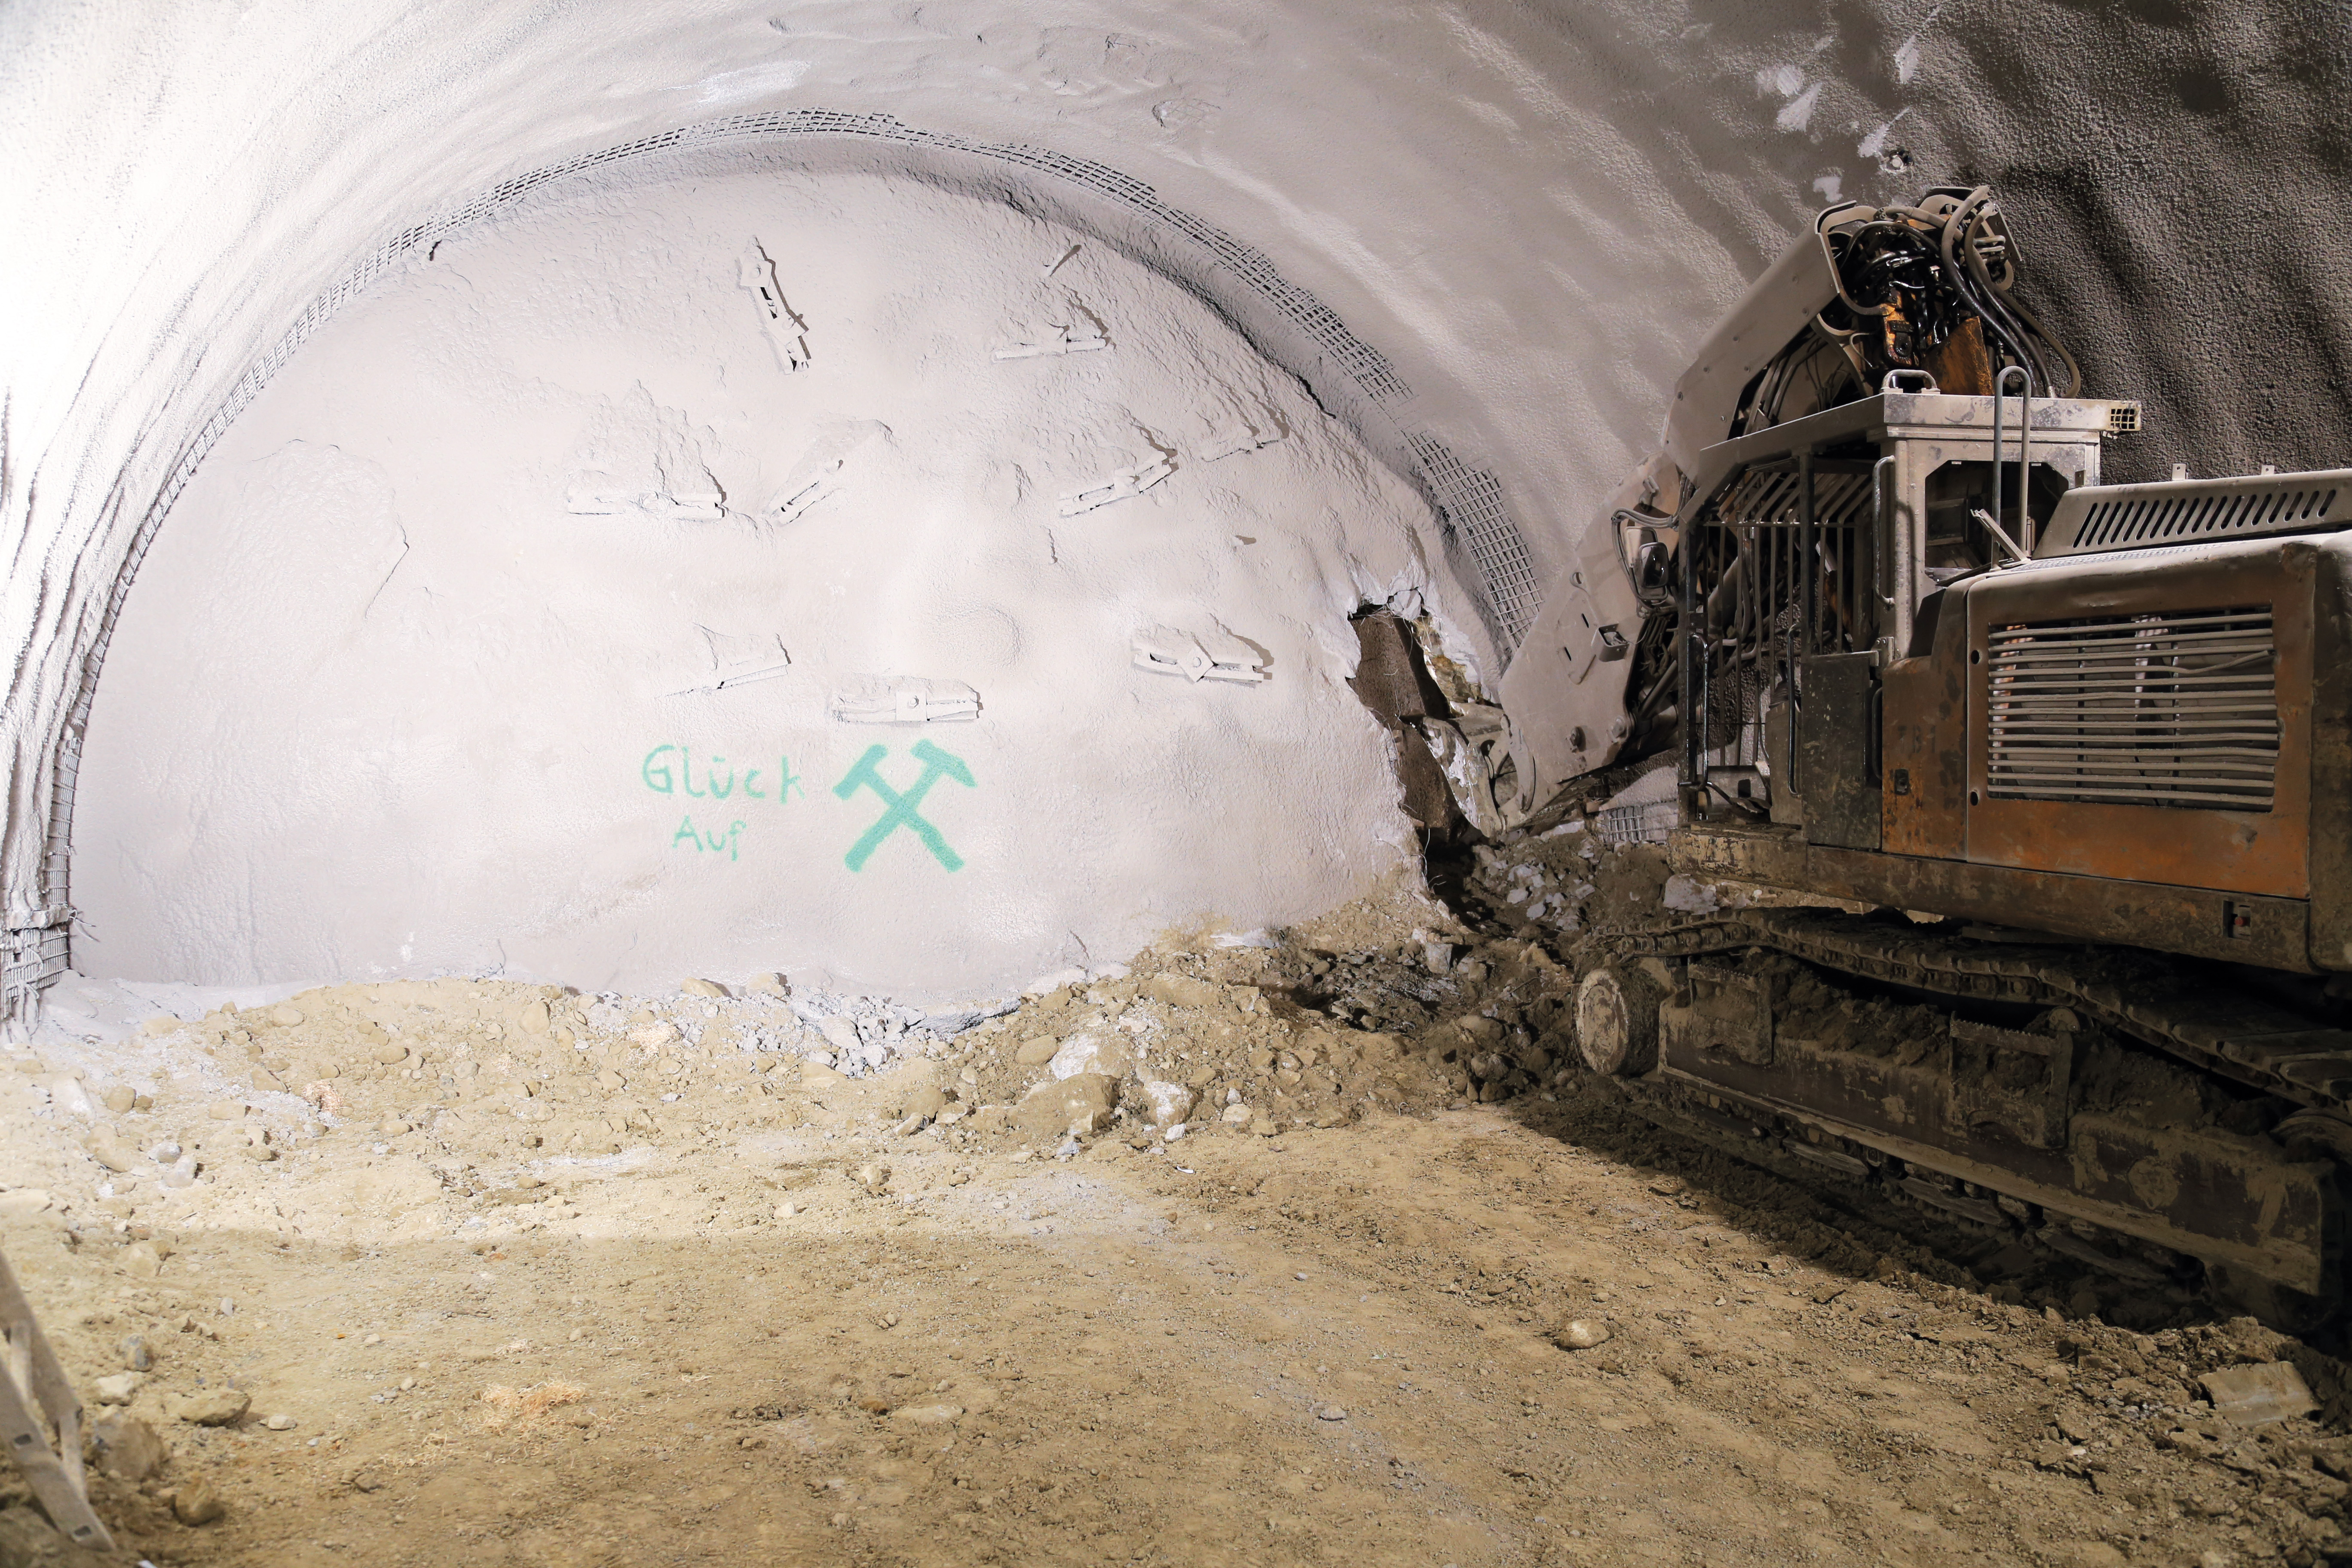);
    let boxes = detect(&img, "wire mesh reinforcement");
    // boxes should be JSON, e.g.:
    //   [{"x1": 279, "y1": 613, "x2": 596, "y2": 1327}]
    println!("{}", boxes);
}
[{"x1": 1402, "y1": 433, "x2": 1540, "y2": 646}]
